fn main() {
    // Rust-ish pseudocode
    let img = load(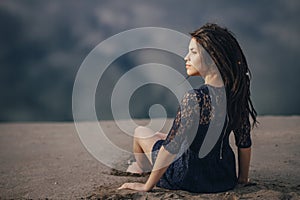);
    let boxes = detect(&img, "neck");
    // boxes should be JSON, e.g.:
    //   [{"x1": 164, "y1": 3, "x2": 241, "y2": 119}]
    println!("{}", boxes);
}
[{"x1": 204, "y1": 71, "x2": 224, "y2": 87}]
